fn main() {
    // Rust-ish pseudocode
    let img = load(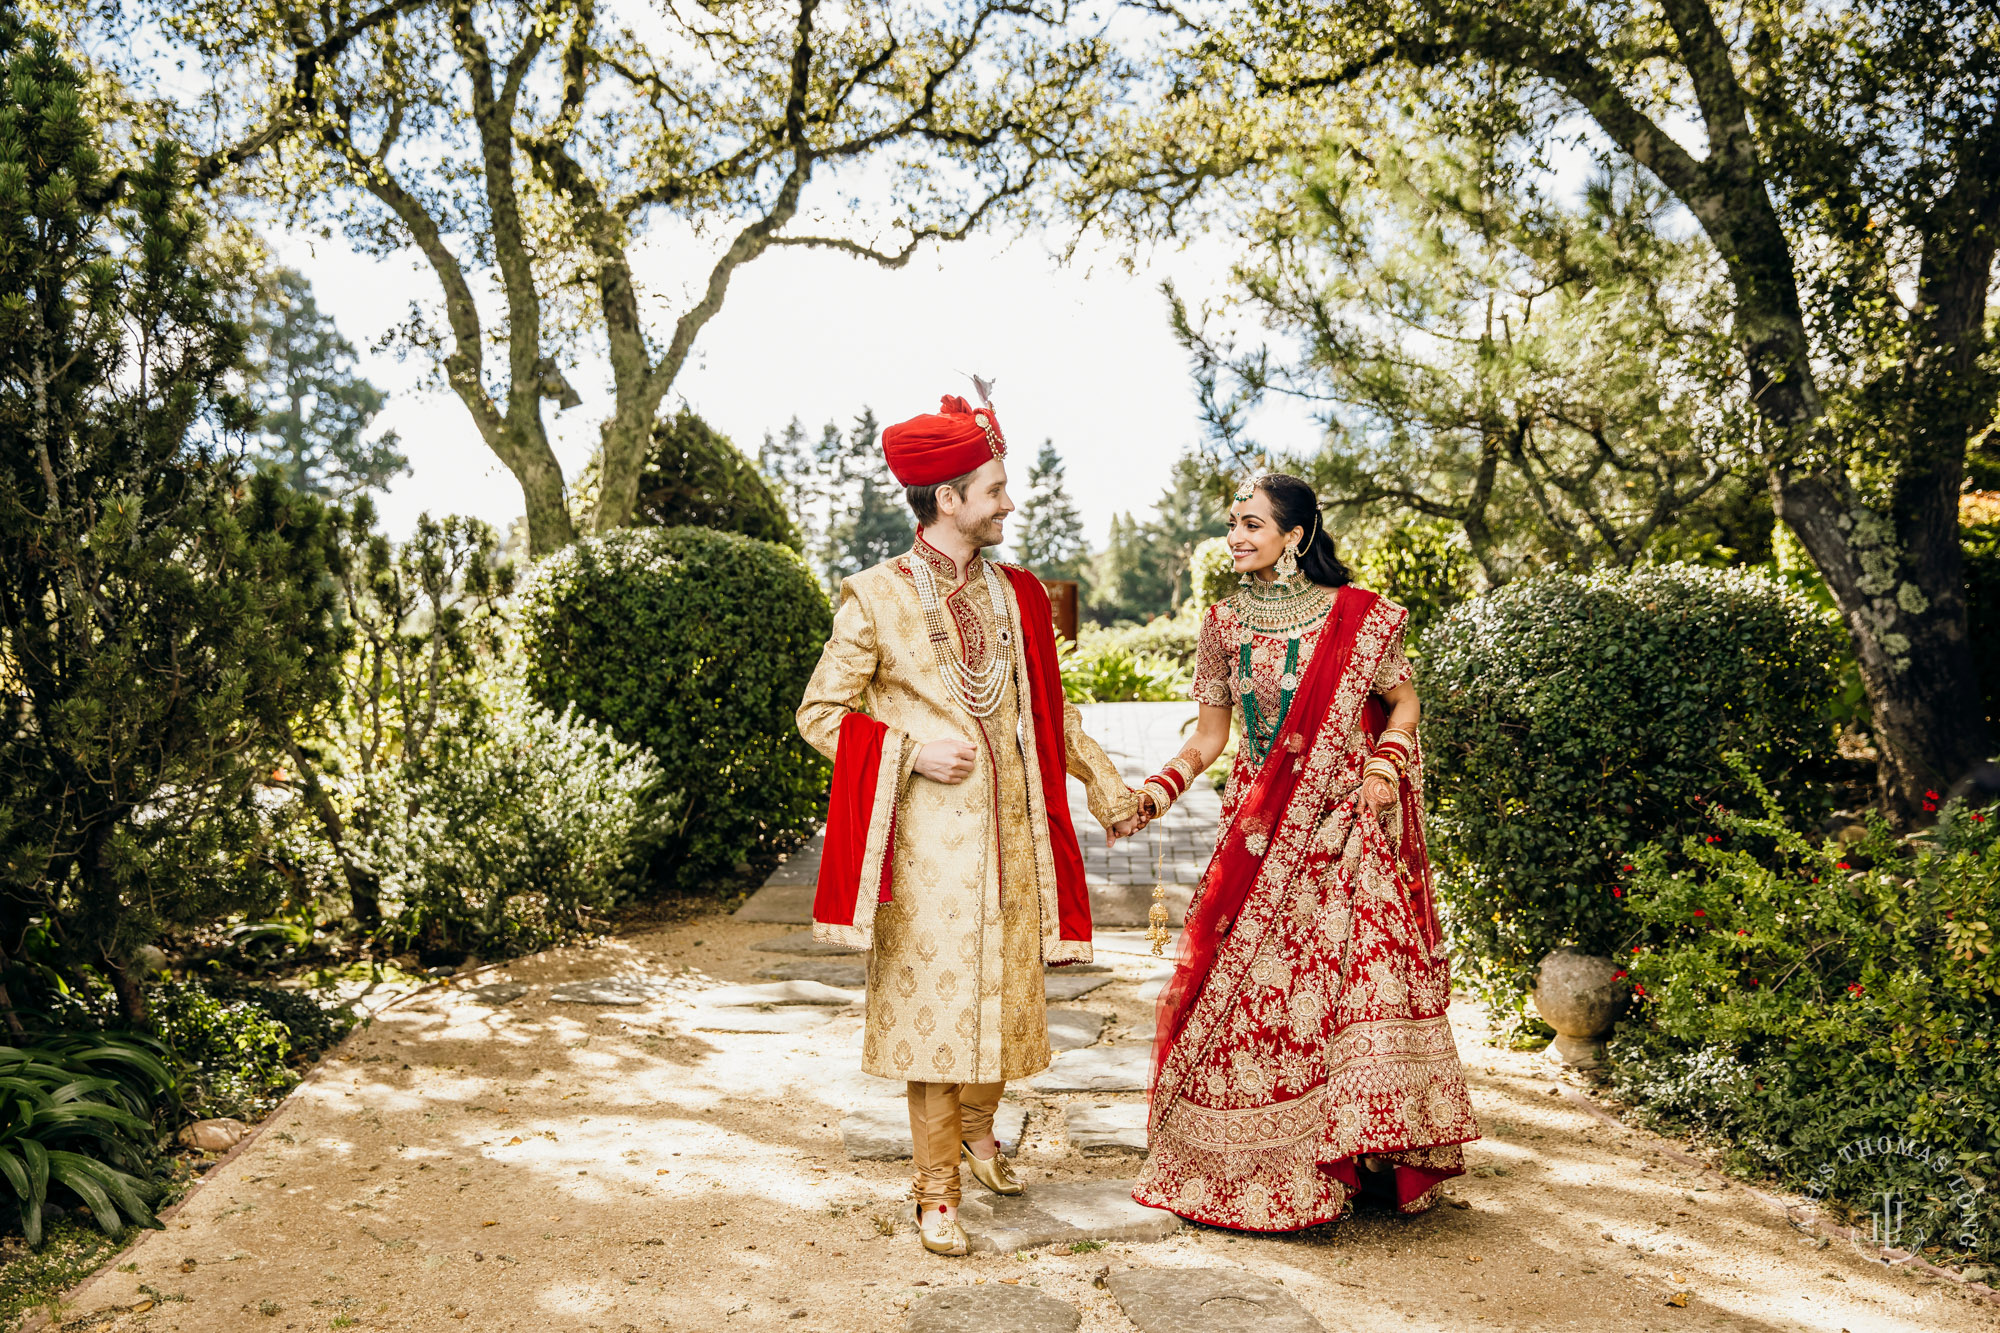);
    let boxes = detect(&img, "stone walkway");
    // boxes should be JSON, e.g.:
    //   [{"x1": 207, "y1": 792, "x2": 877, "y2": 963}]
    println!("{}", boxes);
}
[
  {"x1": 38, "y1": 902, "x2": 1995, "y2": 1333},
  {"x1": 737, "y1": 702, "x2": 1218, "y2": 930}
]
